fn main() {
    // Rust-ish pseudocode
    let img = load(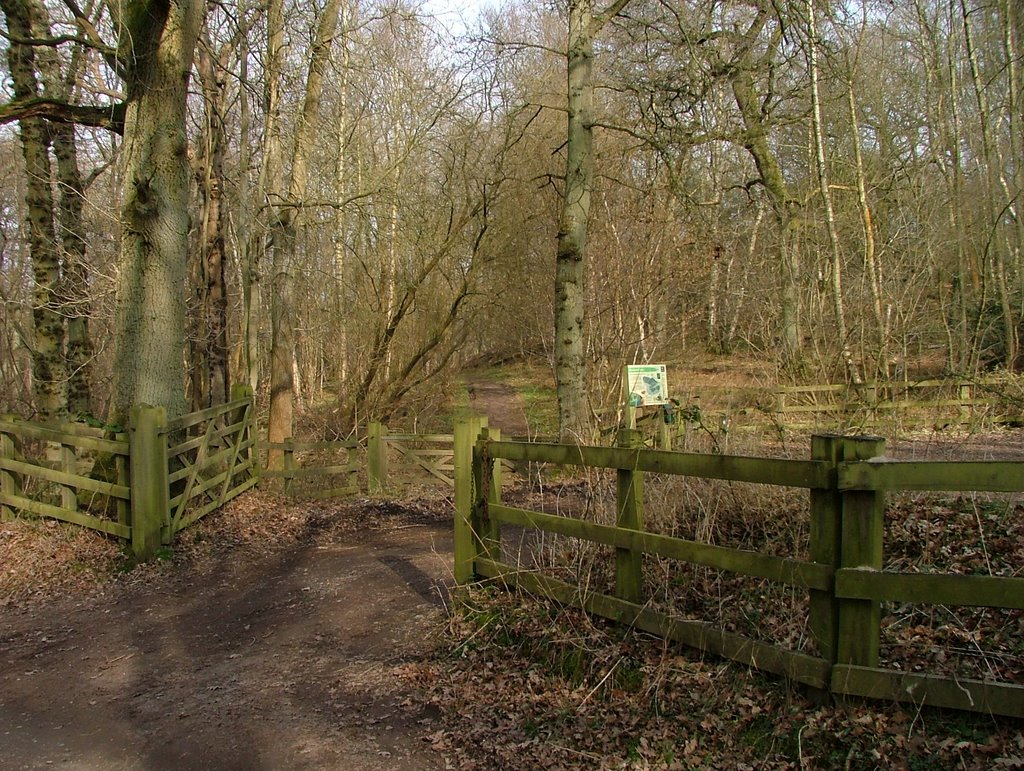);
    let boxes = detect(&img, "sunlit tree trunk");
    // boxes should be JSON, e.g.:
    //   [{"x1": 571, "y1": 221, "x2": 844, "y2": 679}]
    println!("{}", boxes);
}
[
  {"x1": 729, "y1": 60, "x2": 801, "y2": 367},
  {"x1": 237, "y1": 0, "x2": 259, "y2": 392},
  {"x1": 0, "y1": 0, "x2": 67, "y2": 420},
  {"x1": 110, "y1": 0, "x2": 204, "y2": 423},
  {"x1": 266, "y1": 0, "x2": 342, "y2": 466},
  {"x1": 807, "y1": 0, "x2": 859, "y2": 383},
  {"x1": 555, "y1": 0, "x2": 594, "y2": 442},
  {"x1": 846, "y1": 80, "x2": 886, "y2": 376},
  {"x1": 555, "y1": 0, "x2": 630, "y2": 441},
  {"x1": 333, "y1": 0, "x2": 352, "y2": 387}
]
